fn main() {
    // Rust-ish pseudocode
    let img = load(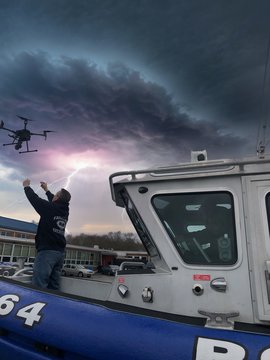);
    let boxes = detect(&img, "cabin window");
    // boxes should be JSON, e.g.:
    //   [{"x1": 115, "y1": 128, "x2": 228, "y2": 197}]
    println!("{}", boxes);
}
[{"x1": 152, "y1": 192, "x2": 237, "y2": 265}]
